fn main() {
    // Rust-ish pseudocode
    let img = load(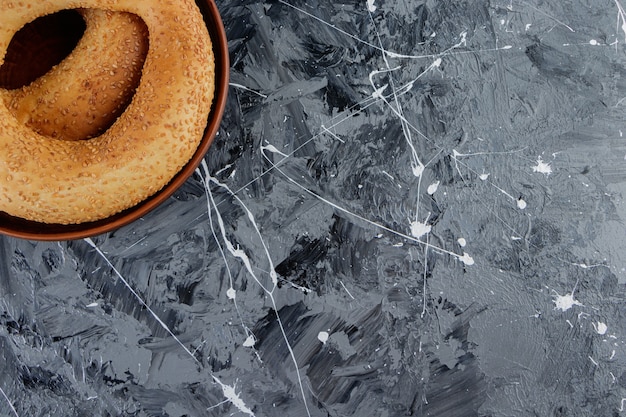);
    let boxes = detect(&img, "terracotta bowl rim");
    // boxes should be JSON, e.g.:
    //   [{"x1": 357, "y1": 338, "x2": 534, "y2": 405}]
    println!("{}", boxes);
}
[{"x1": 0, "y1": 0, "x2": 229, "y2": 241}]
